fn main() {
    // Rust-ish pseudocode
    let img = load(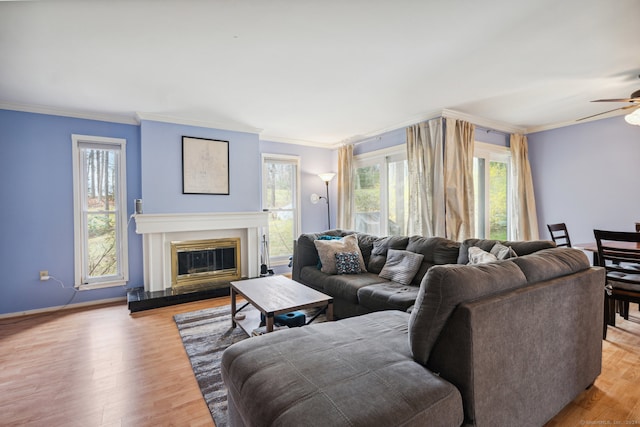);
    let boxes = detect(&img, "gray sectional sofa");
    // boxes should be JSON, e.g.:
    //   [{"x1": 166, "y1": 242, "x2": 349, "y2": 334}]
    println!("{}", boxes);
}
[
  {"x1": 222, "y1": 235, "x2": 605, "y2": 426},
  {"x1": 291, "y1": 230, "x2": 556, "y2": 319}
]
